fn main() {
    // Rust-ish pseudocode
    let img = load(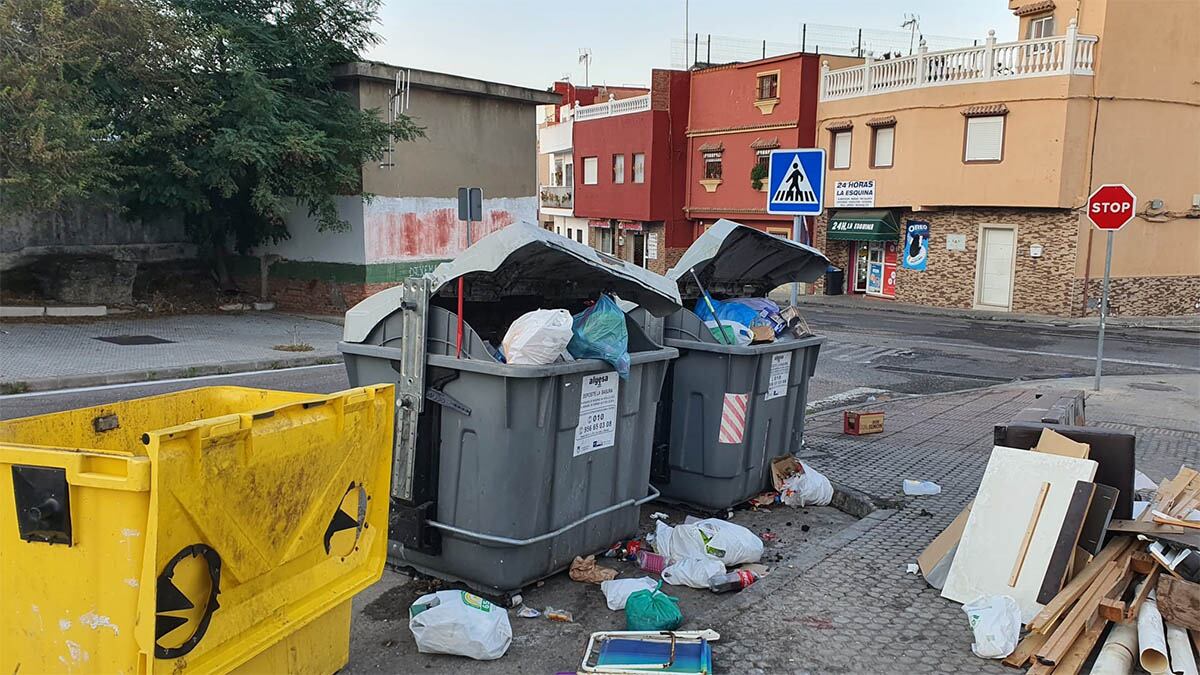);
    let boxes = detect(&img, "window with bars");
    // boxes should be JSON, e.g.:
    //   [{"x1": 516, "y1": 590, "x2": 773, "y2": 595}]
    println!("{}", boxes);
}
[
  {"x1": 756, "y1": 73, "x2": 779, "y2": 100},
  {"x1": 703, "y1": 152, "x2": 723, "y2": 180},
  {"x1": 755, "y1": 149, "x2": 771, "y2": 171}
]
